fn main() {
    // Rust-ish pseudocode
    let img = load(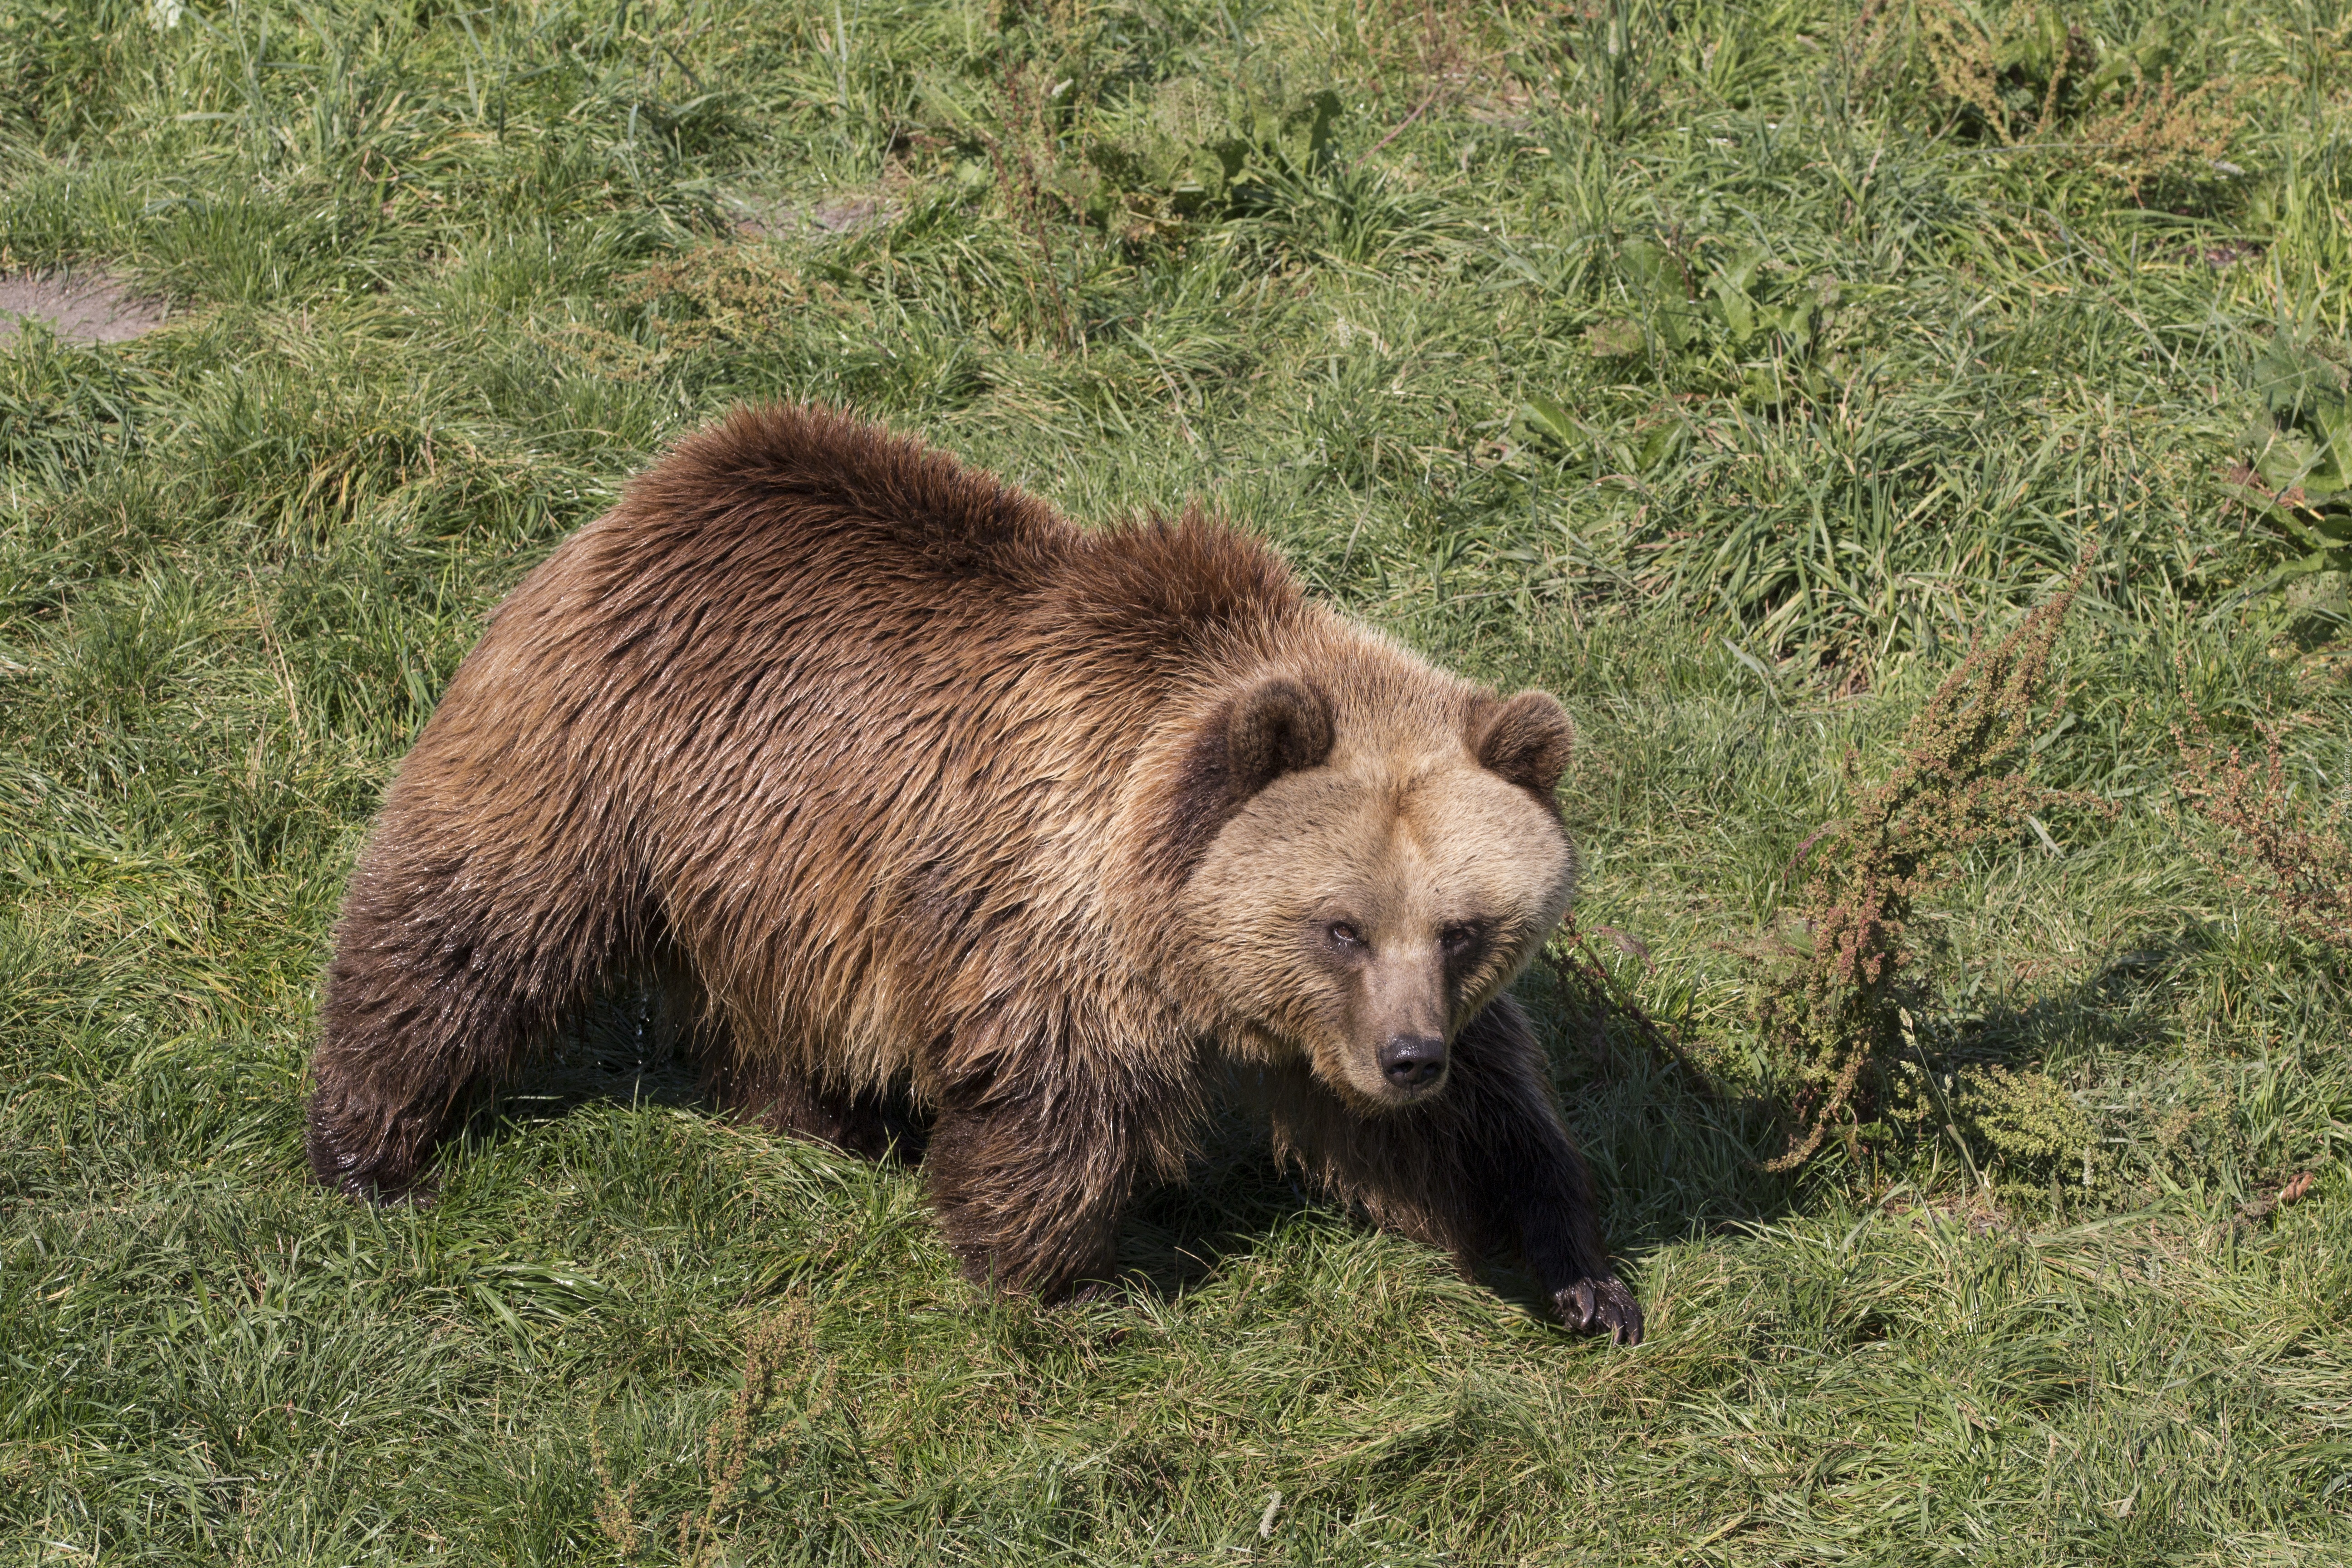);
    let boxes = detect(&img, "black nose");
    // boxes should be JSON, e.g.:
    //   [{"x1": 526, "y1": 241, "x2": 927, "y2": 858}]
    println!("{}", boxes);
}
[{"x1": 1377, "y1": 1034, "x2": 1447, "y2": 1089}]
